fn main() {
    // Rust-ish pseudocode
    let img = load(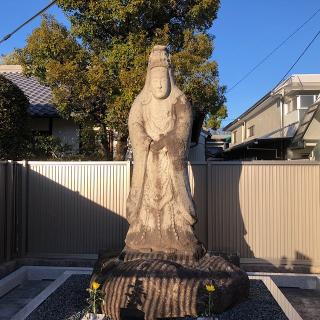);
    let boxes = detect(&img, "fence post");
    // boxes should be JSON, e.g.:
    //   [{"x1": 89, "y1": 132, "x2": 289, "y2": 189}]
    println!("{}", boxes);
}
[
  {"x1": 207, "y1": 161, "x2": 212, "y2": 252},
  {"x1": 5, "y1": 161, "x2": 13, "y2": 261},
  {"x1": 18, "y1": 160, "x2": 28, "y2": 257},
  {"x1": 0, "y1": 161, "x2": 8, "y2": 262},
  {"x1": 205, "y1": 162, "x2": 209, "y2": 249}
]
